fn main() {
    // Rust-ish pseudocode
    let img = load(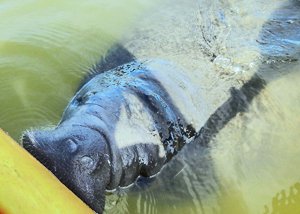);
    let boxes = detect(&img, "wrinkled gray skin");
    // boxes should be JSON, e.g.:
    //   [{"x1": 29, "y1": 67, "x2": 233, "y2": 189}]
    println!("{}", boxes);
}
[
  {"x1": 22, "y1": 60, "x2": 197, "y2": 213},
  {"x1": 23, "y1": 125, "x2": 111, "y2": 209}
]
